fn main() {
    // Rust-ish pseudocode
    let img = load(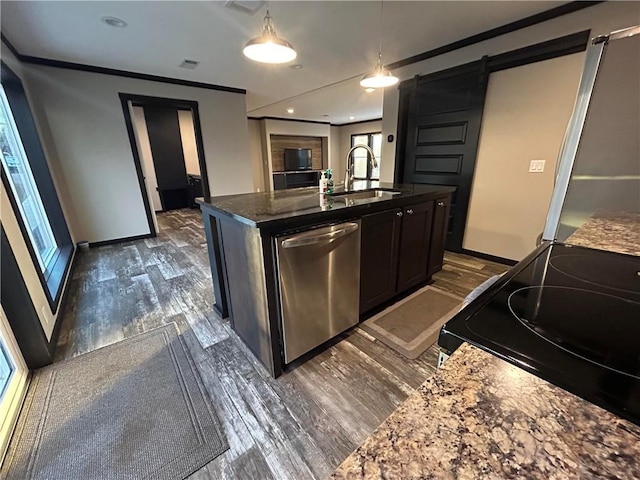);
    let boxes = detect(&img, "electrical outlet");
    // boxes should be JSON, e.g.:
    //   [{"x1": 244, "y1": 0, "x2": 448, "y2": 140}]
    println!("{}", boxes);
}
[{"x1": 529, "y1": 160, "x2": 545, "y2": 173}]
